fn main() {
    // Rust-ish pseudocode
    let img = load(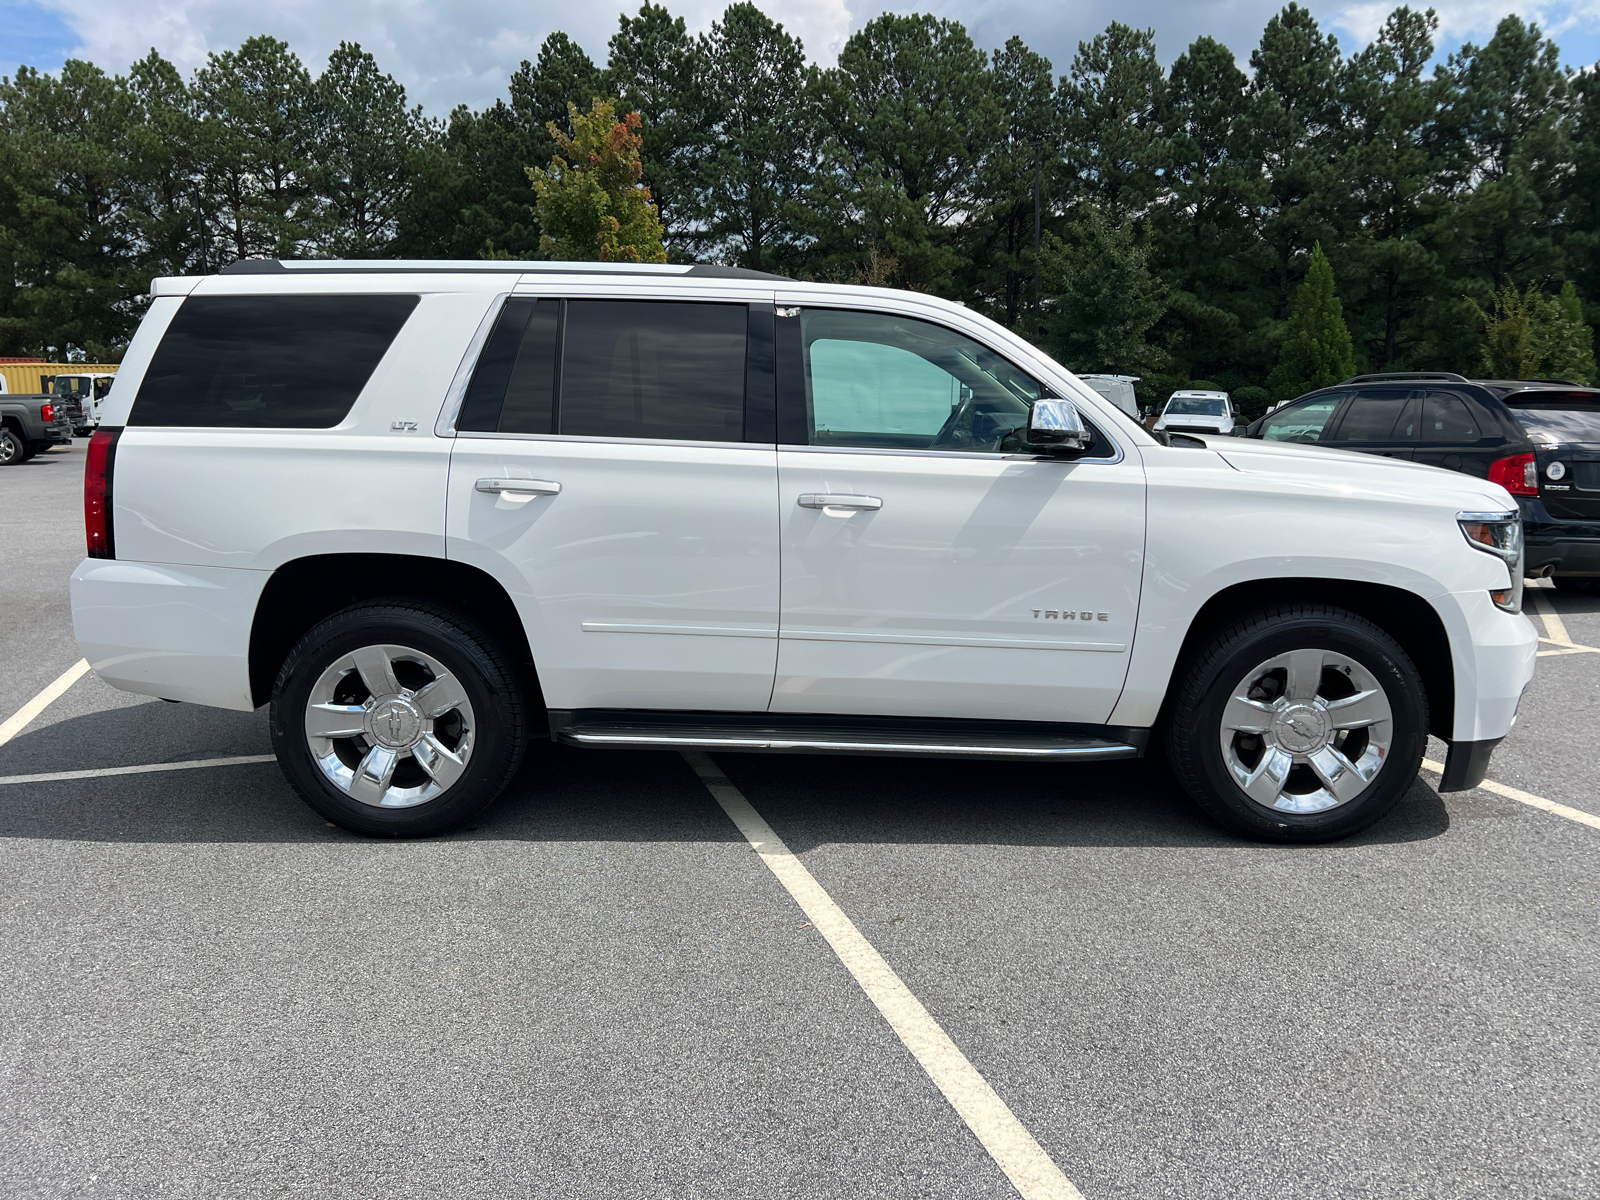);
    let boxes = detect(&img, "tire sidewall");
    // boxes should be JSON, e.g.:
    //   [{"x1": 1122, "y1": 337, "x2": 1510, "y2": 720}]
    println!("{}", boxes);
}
[
  {"x1": 270, "y1": 604, "x2": 523, "y2": 836},
  {"x1": 1179, "y1": 611, "x2": 1427, "y2": 842}
]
